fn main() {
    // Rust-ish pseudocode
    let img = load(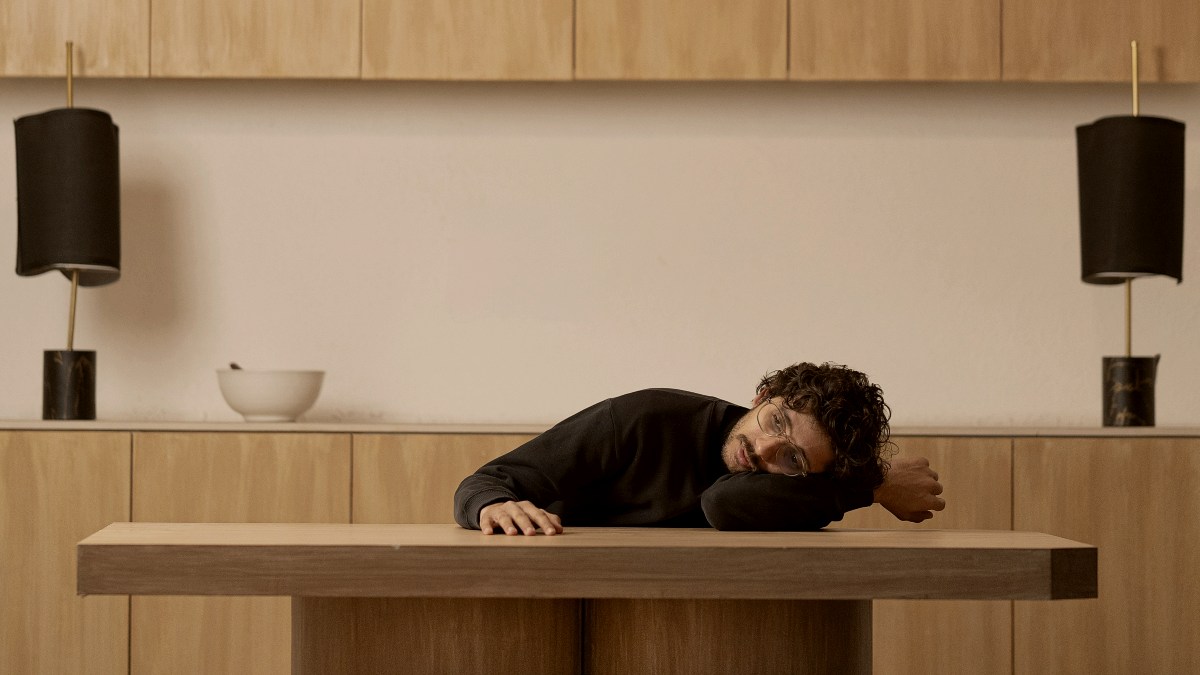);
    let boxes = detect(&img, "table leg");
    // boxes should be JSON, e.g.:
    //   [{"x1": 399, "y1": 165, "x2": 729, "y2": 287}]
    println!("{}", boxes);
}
[
  {"x1": 292, "y1": 597, "x2": 581, "y2": 675},
  {"x1": 585, "y1": 599, "x2": 871, "y2": 675}
]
